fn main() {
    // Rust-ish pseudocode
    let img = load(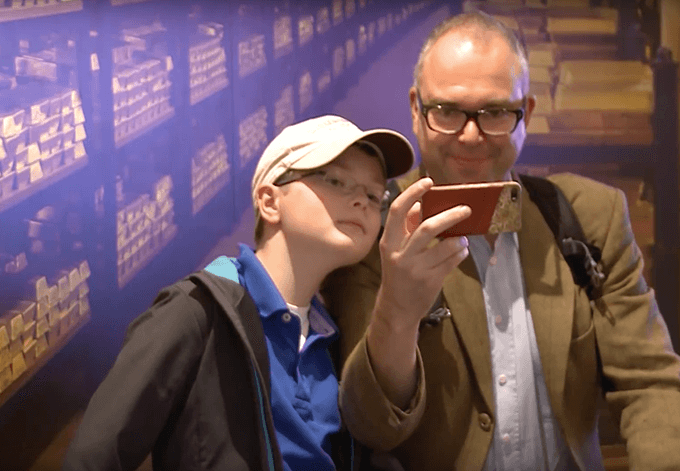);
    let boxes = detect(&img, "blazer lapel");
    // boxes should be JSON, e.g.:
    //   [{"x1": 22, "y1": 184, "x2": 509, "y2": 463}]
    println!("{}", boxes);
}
[
  {"x1": 442, "y1": 255, "x2": 494, "y2": 411},
  {"x1": 518, "y1": 184, "x2": 575, "y2": 418}
]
